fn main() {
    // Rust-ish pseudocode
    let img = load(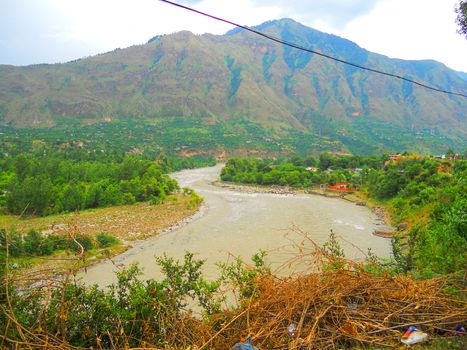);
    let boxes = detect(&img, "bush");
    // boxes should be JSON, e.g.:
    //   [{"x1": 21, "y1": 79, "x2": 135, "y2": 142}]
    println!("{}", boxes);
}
[
  {"x1": 23, "y1": 229, "x2": 44, "y2": 255},
  {"x1": 121, "y1": 192, "x2": 136, "y2": 204},
  {"x1": 149, "y1": 194, "x2": 165, "y2": 205},
  {"x1": 0, "y1": 229, "x2": 23, "y2": 256},
  {"x1": 188, "y1": 192, "x2": 203, "y2": 209},
  {"x1": 73, "y1": 234, "x2": 94, "y2": 252},
  {"x1": 96, "y1": 232, "x2": 119, "y2": 248}
]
